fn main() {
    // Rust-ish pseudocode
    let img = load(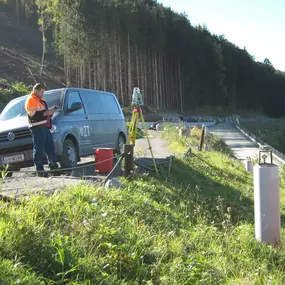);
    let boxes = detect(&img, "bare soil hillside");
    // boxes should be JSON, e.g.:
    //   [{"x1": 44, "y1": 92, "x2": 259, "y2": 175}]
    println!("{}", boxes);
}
[{"x1": 0, "y1": 10, "x2": 65, "y2": 89}]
